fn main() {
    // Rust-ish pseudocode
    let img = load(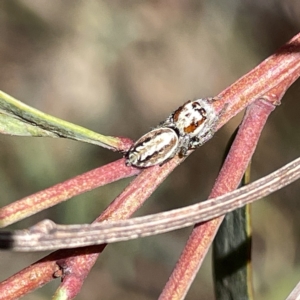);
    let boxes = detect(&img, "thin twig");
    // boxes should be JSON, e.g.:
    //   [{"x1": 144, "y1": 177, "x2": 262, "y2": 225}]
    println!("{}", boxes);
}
[
  {"x1": 0, "y1": 156, "x2": 299, "y2": 251},
  {"x1": 0, "y1": 159, "x2": 140, "y2": 227}
]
